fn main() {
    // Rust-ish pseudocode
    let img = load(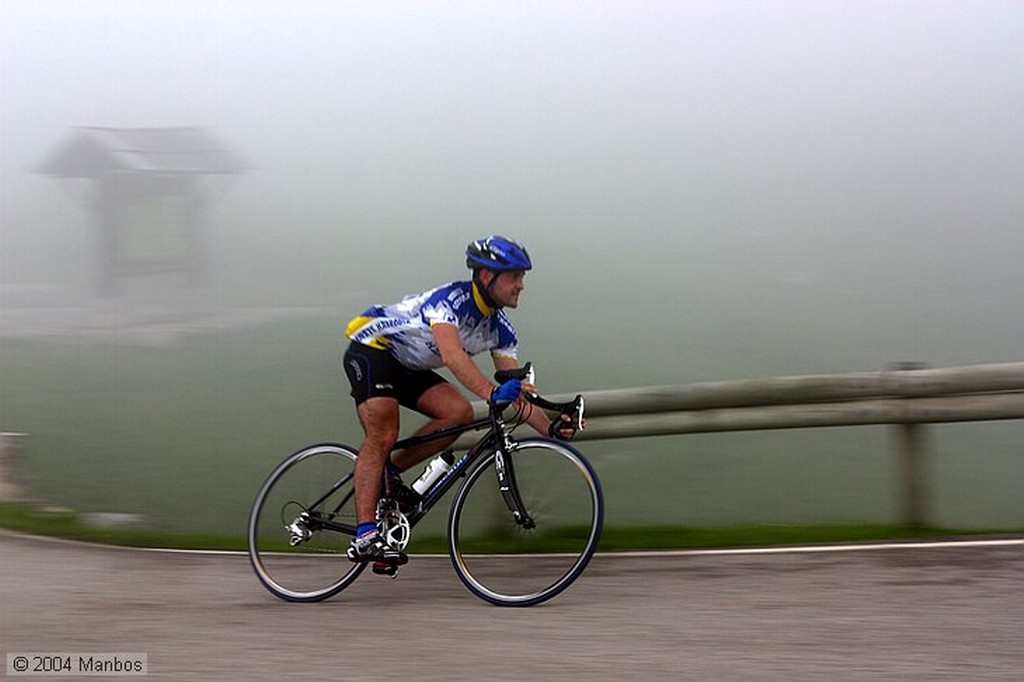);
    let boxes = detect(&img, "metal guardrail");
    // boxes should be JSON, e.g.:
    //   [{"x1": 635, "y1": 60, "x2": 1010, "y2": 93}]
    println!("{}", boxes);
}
[
  {"x1": 460, "y1": 361, "x2": 1024, "y2": 527},
  {"x1": 465, "y1": 361, "x2": 1024, "y2": 437}
]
